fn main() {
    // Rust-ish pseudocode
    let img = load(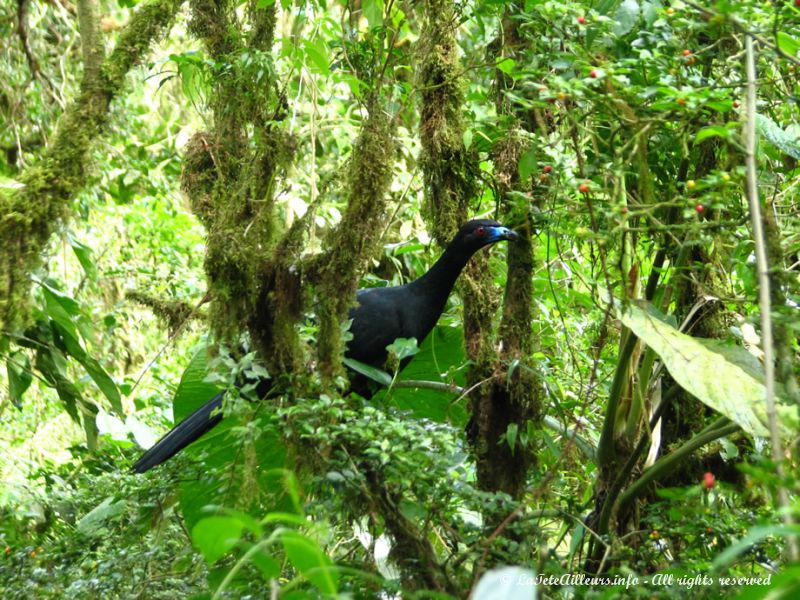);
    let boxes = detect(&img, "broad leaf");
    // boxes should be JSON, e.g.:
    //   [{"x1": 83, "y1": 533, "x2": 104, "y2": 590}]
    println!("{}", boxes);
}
[
  {"x1": 7, "y1": 351, "x2": 32, "y2": 408},
  {"x1": 281, "y1": 530, "x2": 338, "y2": 594},
  {"x1": 192, "y1": 516, "x2": 245, "y2": 565},
  {"x1": 390, "y1": 325, "x2": 468, "y2": 424},
  {"x1": 343, "y1": 357, "x2": 393, "y2": 386},
  {"x1": 757, "y1": 114, "x2": 800, "y2": 160},
  {"x1": 618, "y1": 300, "x2": 798, "y2": 437},
  {"x1": 77, "y1": 496, "x2": 126, "y2": 536},
  {"x1": 175, "y1": 344, "x2": 287, "y2": 530}
]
